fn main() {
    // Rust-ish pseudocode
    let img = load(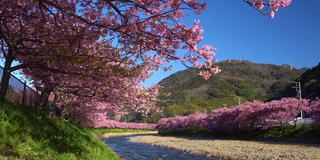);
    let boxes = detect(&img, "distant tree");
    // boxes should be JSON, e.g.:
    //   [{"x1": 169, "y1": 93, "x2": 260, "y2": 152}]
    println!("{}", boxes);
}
[{"x1": 156, "y1": 98, "x2": 320, "y2": 134}]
